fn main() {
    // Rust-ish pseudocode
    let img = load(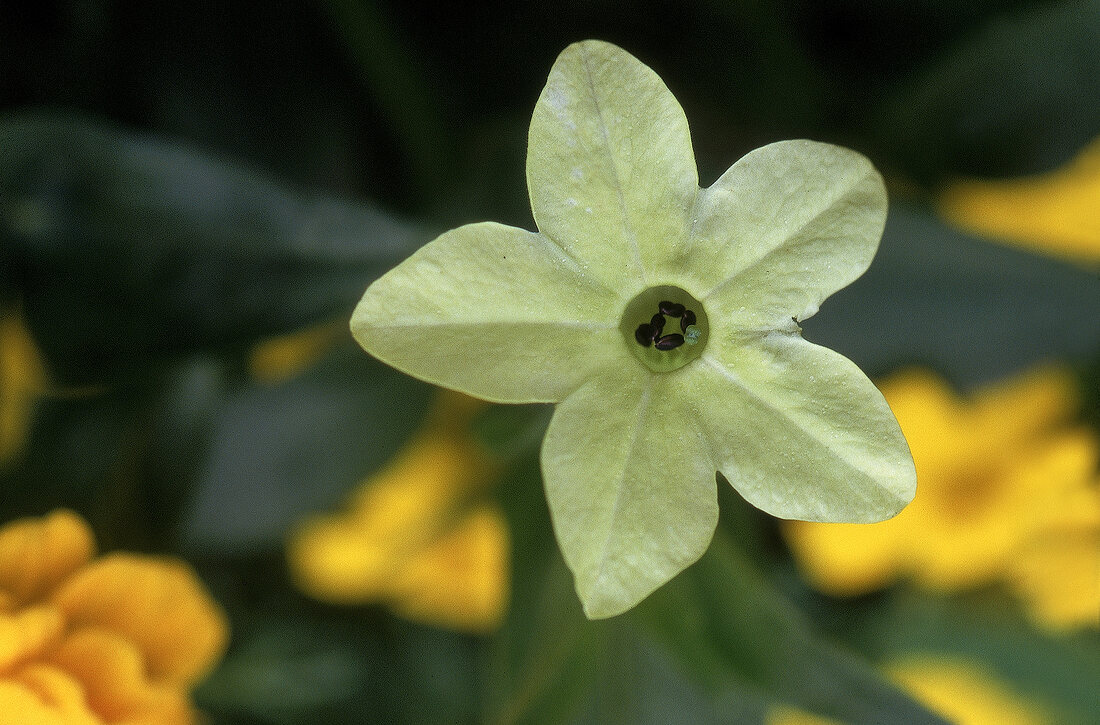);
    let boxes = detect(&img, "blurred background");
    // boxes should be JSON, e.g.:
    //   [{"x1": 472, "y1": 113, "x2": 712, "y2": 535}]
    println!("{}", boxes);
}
[{"x1": 1, "y1": 1, "x2": 1098, "y2": 723}]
